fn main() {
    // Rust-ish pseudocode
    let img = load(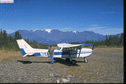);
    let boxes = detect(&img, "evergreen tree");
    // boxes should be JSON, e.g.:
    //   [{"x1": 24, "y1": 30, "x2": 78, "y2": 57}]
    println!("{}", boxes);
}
[
  {"x1": 109, "y1": 35, "x2": 112, "y2": 46},
  {"x1": 30, "y1": 40, "x2": 37, "y2": 48},
  {"x1": 8, "y1": 35, "x2": 12, "y2": 43},
  {"x1": 26, "y1": 38, "x2": 30, "y2": 44},
  {"x1": 15, "y1": 31, "x2": 22, "y2": 40},
  {"x1": 0, "y1": 29, "x2": 3, "y2": 44},
  {"x1": 112, "y1": 35, "x2": 119, "y2": 46},
  {"x1": 15, "y1": 31, "x2": 19, "y2": 40},
  {"x1": 3, "y1": 30, "x2": 8, "y2": 45},
  {"x1": 33, "y1": 40, "x2": 37, "y2": 44},
  {"x1": 119, "y1": 33, "x2": 123, "y2": 46},
  {"x1": 105, "y1": 35, "x2": 109, "y2": 46}
]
